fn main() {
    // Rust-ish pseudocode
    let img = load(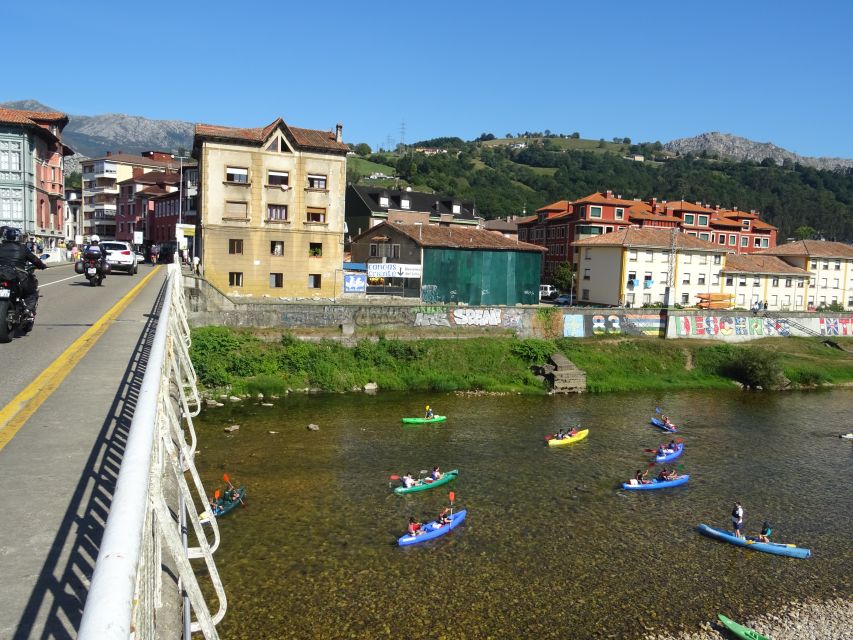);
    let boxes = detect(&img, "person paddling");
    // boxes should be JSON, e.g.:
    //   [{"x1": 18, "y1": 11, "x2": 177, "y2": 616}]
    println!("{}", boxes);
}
[
  {"x1": 424, "y1": 405, "x2": 434, "y2": 419},
  {"x1": 635, "y1": 469, "x2": 649, "y2": 484},
  {"x1": 437, "y1": 507, "x2": 452, "y2": 526},
  {"x1": 758, "y1": 521, "x2": 772, "y2": 543},
  {"x1": 407, "y1": 517, "x2": 424, "y2": 536}
]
